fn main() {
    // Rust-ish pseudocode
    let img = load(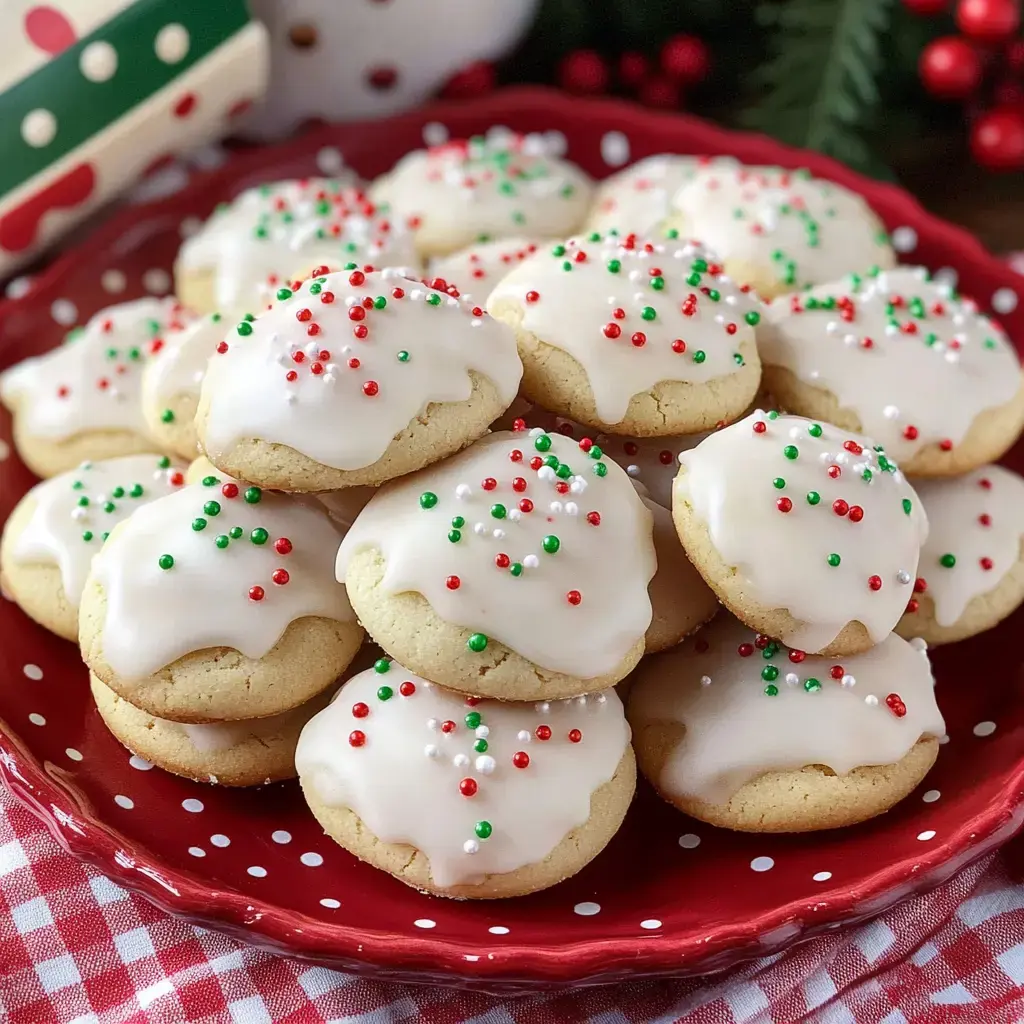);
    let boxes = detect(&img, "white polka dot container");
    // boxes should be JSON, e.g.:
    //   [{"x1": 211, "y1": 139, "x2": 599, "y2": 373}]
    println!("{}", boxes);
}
[
  {"x1": 667, "y1": 165, "x2": 896, "y2": 299},
  {"x1": 674, "y1": 411, "x2": 928, "y2": 656},
  {"x1": 896, "y1": 465, "x2": 1024, "y2": 645},
  {"x1": 78, "y1": 479, "x2": 363, "y2": 722},
  {"x1": 428, "y1": 237, "x2": 542, "y2": 303},
  {"x1": 141, "y1": 312, "x2": 229, "y2": 459},
  {"x1": 370, "y1": 133, "x2": 593, "y2": 258},
  {"x1": 295, "y1": 661, "x2": 635, "y2": 897},
  {"x1": 0, "y1": 297, "x2": 189, "y2": 478},
  {"x1": 627, "y1": 614, "x2": 945, "y2": 832},
  {"x1": 337, "y1": 429, "x2": 657, "y2": 699},
  {"x1": 760, "y1": 266, "x2": 1024, "y2": 476},
  {"x1": 487, "y1": 235, "x2": 764, "y2": 435},
  {"x1": 0, "y1": 455, "x2": 186, "y2": 640},
  {"x1": 196, "y1": 268, "x2": 523, "y2": 491}
]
